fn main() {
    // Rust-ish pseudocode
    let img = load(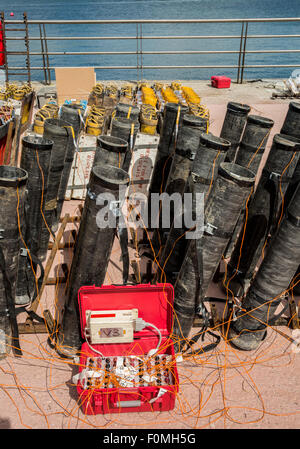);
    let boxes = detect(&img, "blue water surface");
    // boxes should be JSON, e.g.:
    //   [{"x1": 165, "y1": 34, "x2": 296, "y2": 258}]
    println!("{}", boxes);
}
[{"x1": 1, "y1": 0, "x2": 300, "y2": 81}]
